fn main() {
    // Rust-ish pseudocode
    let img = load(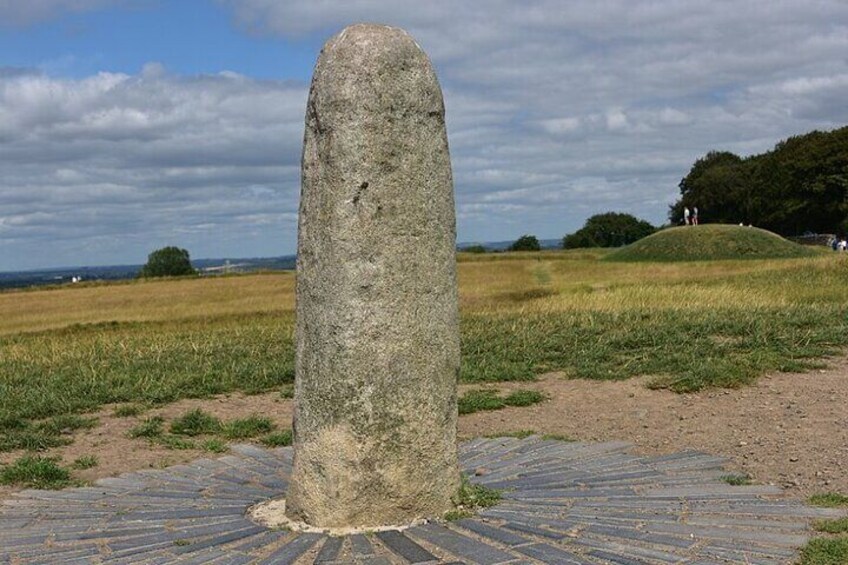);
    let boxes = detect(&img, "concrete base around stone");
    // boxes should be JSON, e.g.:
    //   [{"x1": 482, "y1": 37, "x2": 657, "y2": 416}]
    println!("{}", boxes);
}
[
  {"x1": 250, "y1": 498, "x2": 427, "y2": 537},
  {"x1": 2, "y1": 438, "x2": 844, "y2": 564}
]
